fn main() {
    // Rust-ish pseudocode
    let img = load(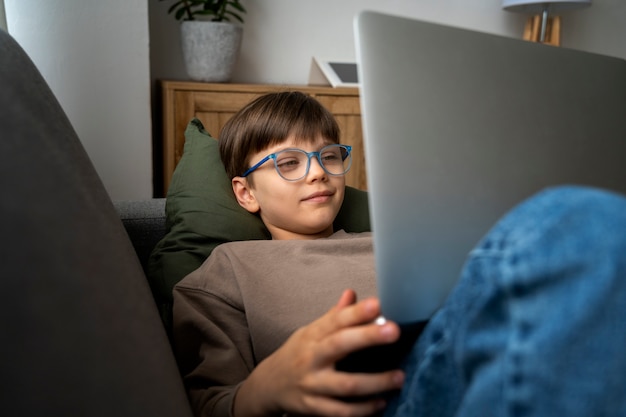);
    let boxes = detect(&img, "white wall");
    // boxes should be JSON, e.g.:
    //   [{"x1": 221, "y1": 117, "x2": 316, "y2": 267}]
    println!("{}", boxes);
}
[
  {"x1": 151, "y1": 0, "x2": 626, "y2": 85},
  {"x1": 4, "y1": 0, "x2": 624, "y2": 199},
  {"x1": 5, "y1": 0, "x2": 152, "y2": 200}
]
